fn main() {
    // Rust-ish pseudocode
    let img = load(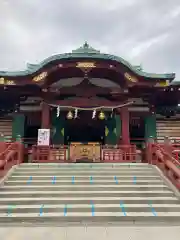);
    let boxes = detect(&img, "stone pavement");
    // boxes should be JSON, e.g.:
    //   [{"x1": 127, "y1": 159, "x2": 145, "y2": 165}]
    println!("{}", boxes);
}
[{"x1": 0, "y1": 226, "x2": 180, "y2": 240}]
